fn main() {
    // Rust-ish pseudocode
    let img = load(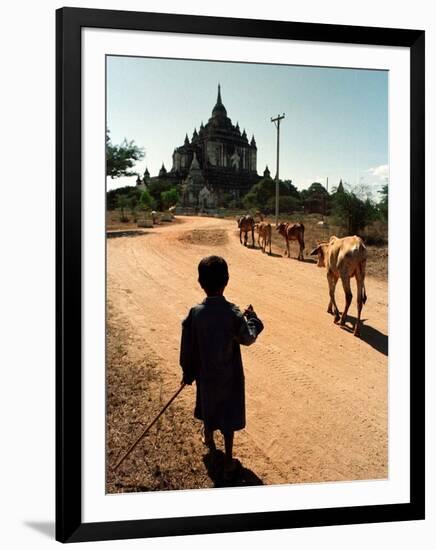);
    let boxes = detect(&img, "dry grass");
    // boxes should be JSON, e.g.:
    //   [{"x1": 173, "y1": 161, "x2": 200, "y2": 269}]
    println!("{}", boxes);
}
[
  {"x1": 178, "y1": 228, "x2": 228, "y2": 247},
  {"x1": 106, "y1": 210, "x2": 182, "y2": 231},
  {"x1": 106, "y1": 210, "x2": 140, "y2": 231}
]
